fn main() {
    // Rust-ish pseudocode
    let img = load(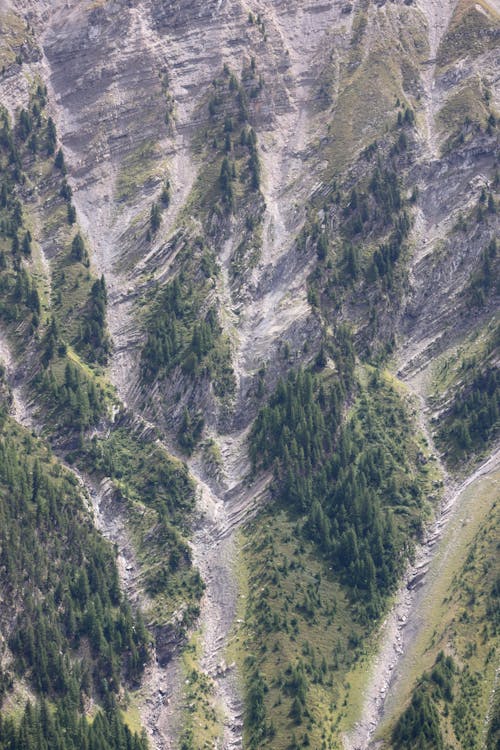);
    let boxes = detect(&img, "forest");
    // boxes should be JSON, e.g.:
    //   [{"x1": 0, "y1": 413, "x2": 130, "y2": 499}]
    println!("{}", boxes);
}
[
  {"x1": 250, "y1": 348, "x2": 430, "y2": 619},
  {"x1": 0, "y1": 412, "x2": 148, "y2": 749}
]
